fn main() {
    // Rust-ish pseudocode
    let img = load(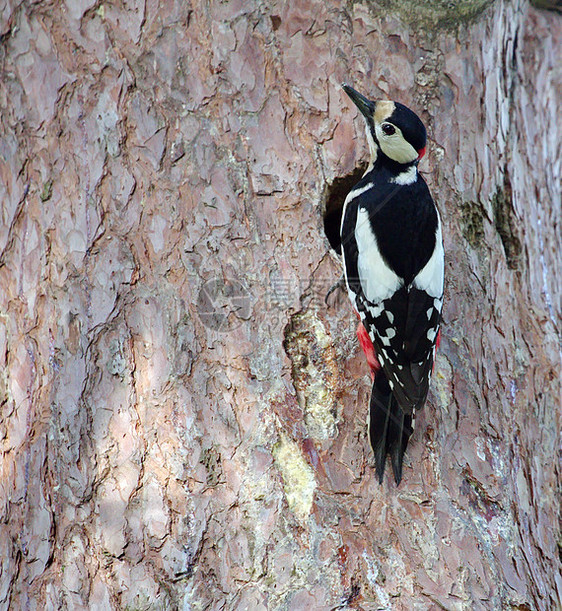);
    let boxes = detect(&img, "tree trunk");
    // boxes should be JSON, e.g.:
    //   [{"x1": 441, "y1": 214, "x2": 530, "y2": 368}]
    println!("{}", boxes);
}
[{"x1": 0, "y1": 0, "x2": 560, "y2": 608}]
